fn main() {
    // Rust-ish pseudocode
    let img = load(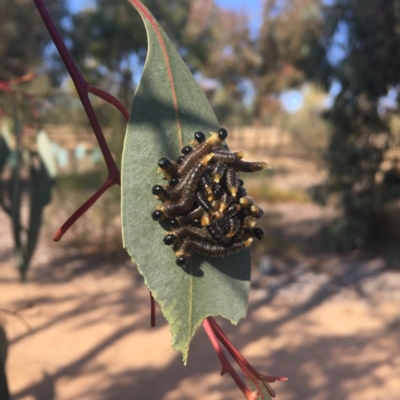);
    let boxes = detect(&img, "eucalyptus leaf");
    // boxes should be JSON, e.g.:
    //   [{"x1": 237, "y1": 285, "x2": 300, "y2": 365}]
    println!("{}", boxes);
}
[{"x1": 122, "y1": 0, "x2": 250, "y2": 362}]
